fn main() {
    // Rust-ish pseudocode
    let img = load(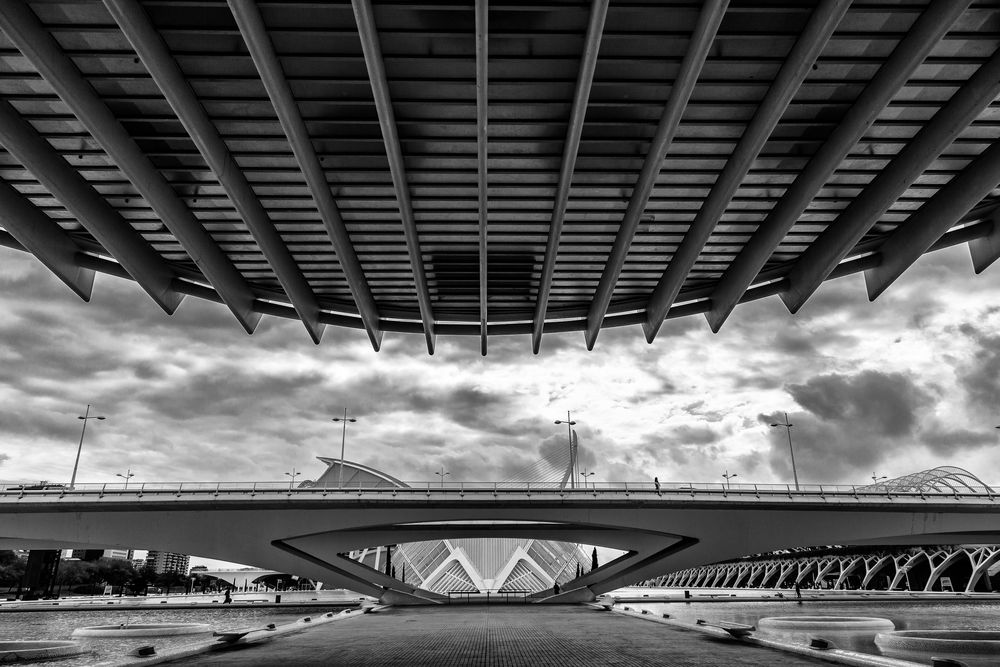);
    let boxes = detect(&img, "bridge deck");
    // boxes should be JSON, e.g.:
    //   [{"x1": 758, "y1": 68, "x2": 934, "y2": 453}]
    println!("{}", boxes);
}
[
  {"x1": 1, "y1": 483, "x2": 996, "y2": 508},
  {"x1": 179, "y1": 605, "x2": 825, "y2": 667}
]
